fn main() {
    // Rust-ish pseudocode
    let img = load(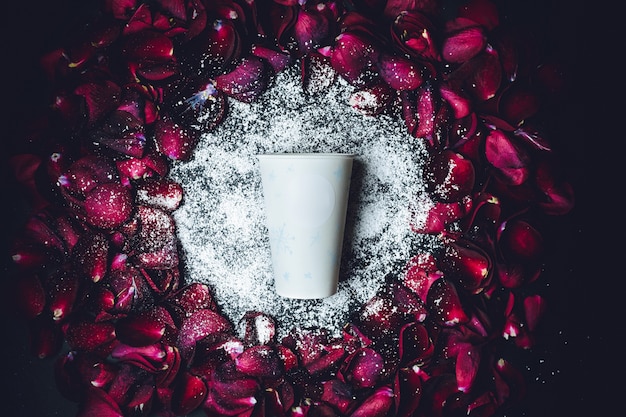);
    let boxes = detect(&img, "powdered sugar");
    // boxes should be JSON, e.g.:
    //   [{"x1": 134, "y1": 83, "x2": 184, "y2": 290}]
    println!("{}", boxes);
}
[{"x1": 170, "y1": 63, "x2": 437, "y2": 338}]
